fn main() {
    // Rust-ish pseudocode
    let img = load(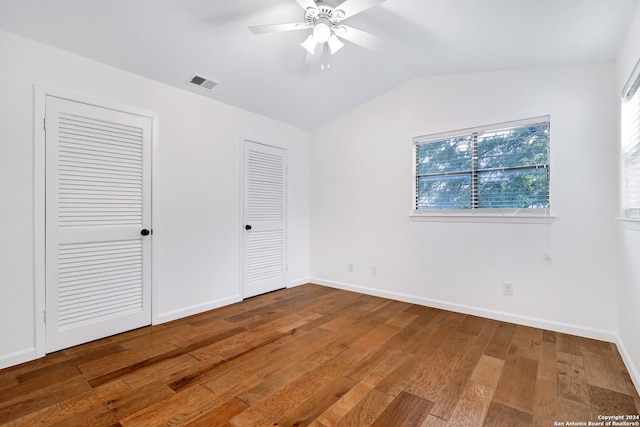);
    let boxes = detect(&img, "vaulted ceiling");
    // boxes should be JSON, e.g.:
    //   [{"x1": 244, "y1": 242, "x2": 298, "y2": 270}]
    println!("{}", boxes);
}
[{"x1": 0, "y1": 0, "x2": 638, "y2": 129}]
